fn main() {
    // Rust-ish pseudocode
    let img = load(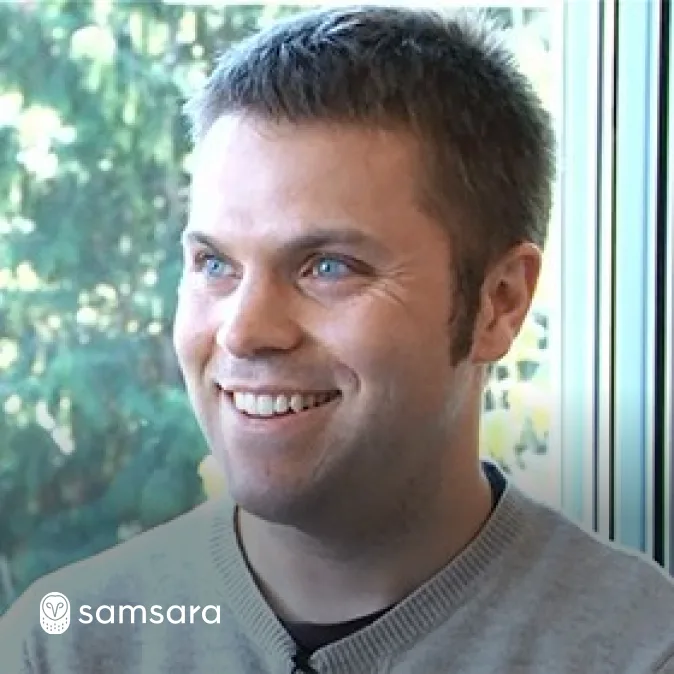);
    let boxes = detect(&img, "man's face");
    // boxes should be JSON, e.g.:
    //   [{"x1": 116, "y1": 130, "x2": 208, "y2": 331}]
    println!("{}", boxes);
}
[{"x1": 173, "y1": 114, "x2": 474, "y2": 524}]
